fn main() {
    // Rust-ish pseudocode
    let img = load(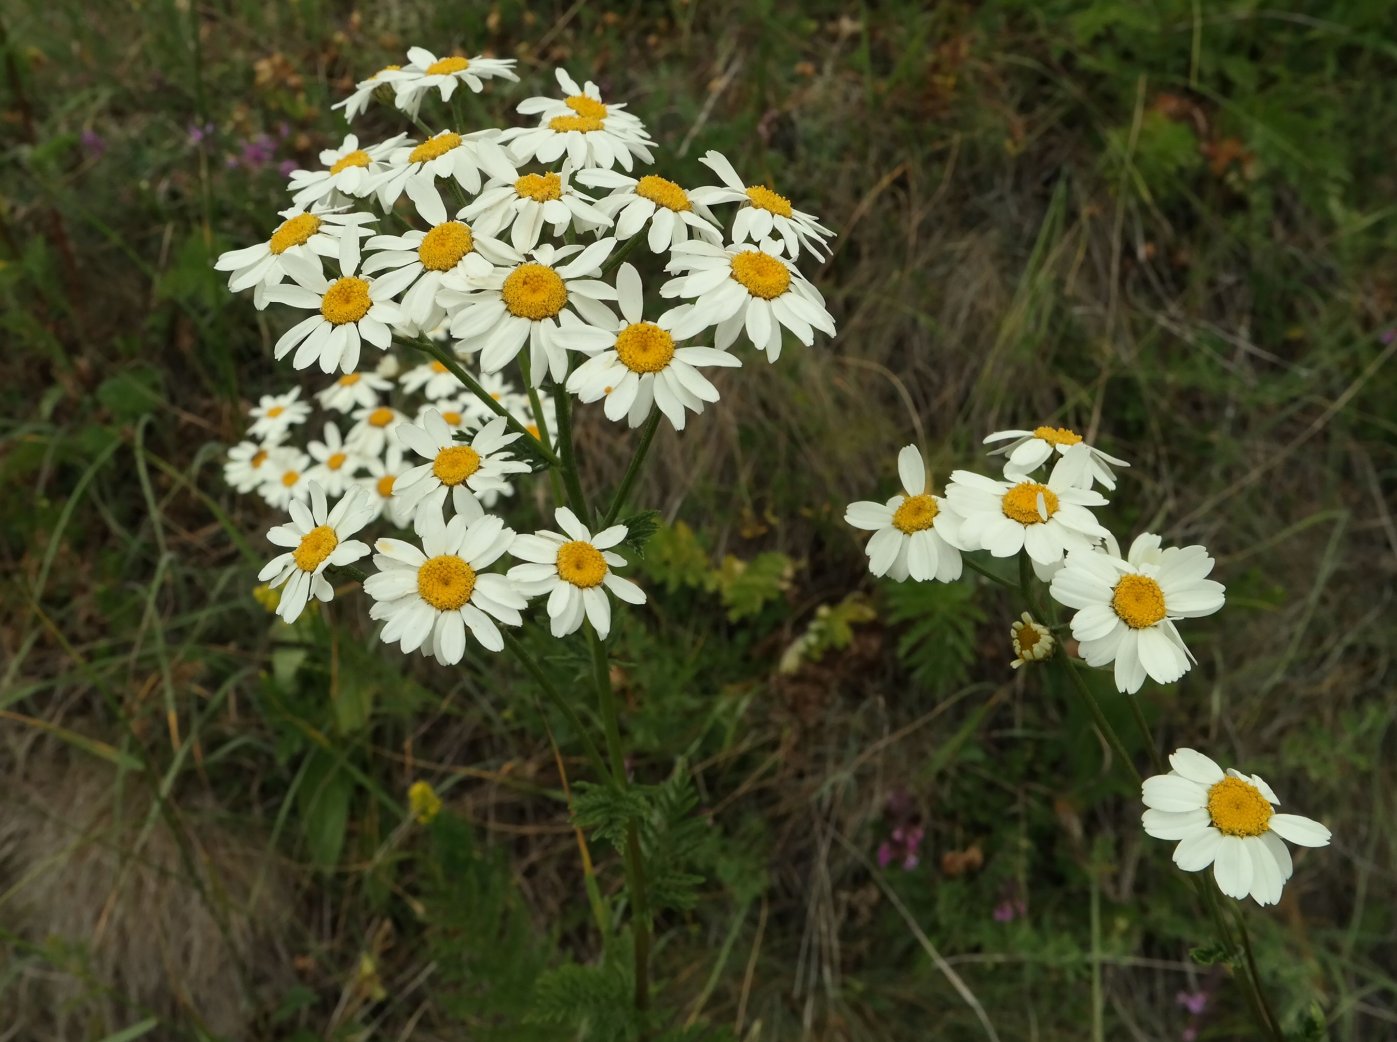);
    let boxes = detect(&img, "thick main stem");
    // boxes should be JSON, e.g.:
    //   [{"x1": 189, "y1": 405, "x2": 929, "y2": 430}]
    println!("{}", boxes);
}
[
  {"x1": 553, "y1": 385, "x2": 592, "y2": 523},
  {"x1": 588, "y1": 627, "x2": 651, "y2": 1016}
]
